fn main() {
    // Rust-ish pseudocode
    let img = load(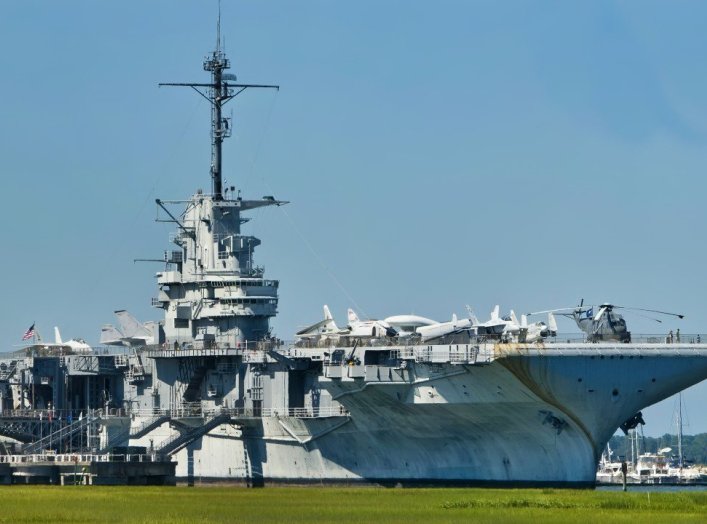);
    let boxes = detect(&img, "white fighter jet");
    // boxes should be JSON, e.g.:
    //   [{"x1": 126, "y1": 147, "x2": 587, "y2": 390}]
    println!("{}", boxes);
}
[
  {"x1": 418, "y1": 305, "x2": 556, "y2": 343},
  {"x1": 343, "y1": 309, "x2": 398, "y2": 338},
  {"x1": 412, "y1": 308, "x2": 480, "y2": 342},
  {"x1": 20, "y1": 326, "x2": 92, "y2": 354},
  {"x1": 295, "y1": 305, "x2": 340, "y2": 340},
  {"x1": 506, "y1": 310, "x2": 558, "y2": 342},
  {"x1": 296, "y1": 306, "x2": 398, "y2": 342},
  {"x1": 100, "y1": 310, "x2": 159, "y2": 347}
]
